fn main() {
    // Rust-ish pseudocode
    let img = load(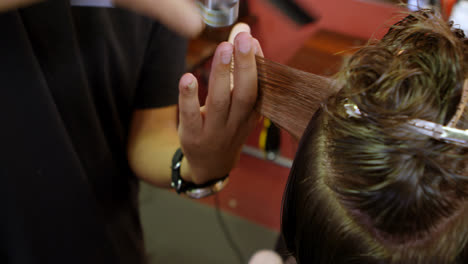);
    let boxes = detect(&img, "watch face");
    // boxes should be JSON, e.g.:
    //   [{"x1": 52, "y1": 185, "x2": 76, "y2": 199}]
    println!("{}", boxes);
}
[
  {"x1": 186, "y1": 188, "x2": 214, "y2": 199},
  {"x1": 186, "y1": 178, "x2": 229, "y2": 199}
]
